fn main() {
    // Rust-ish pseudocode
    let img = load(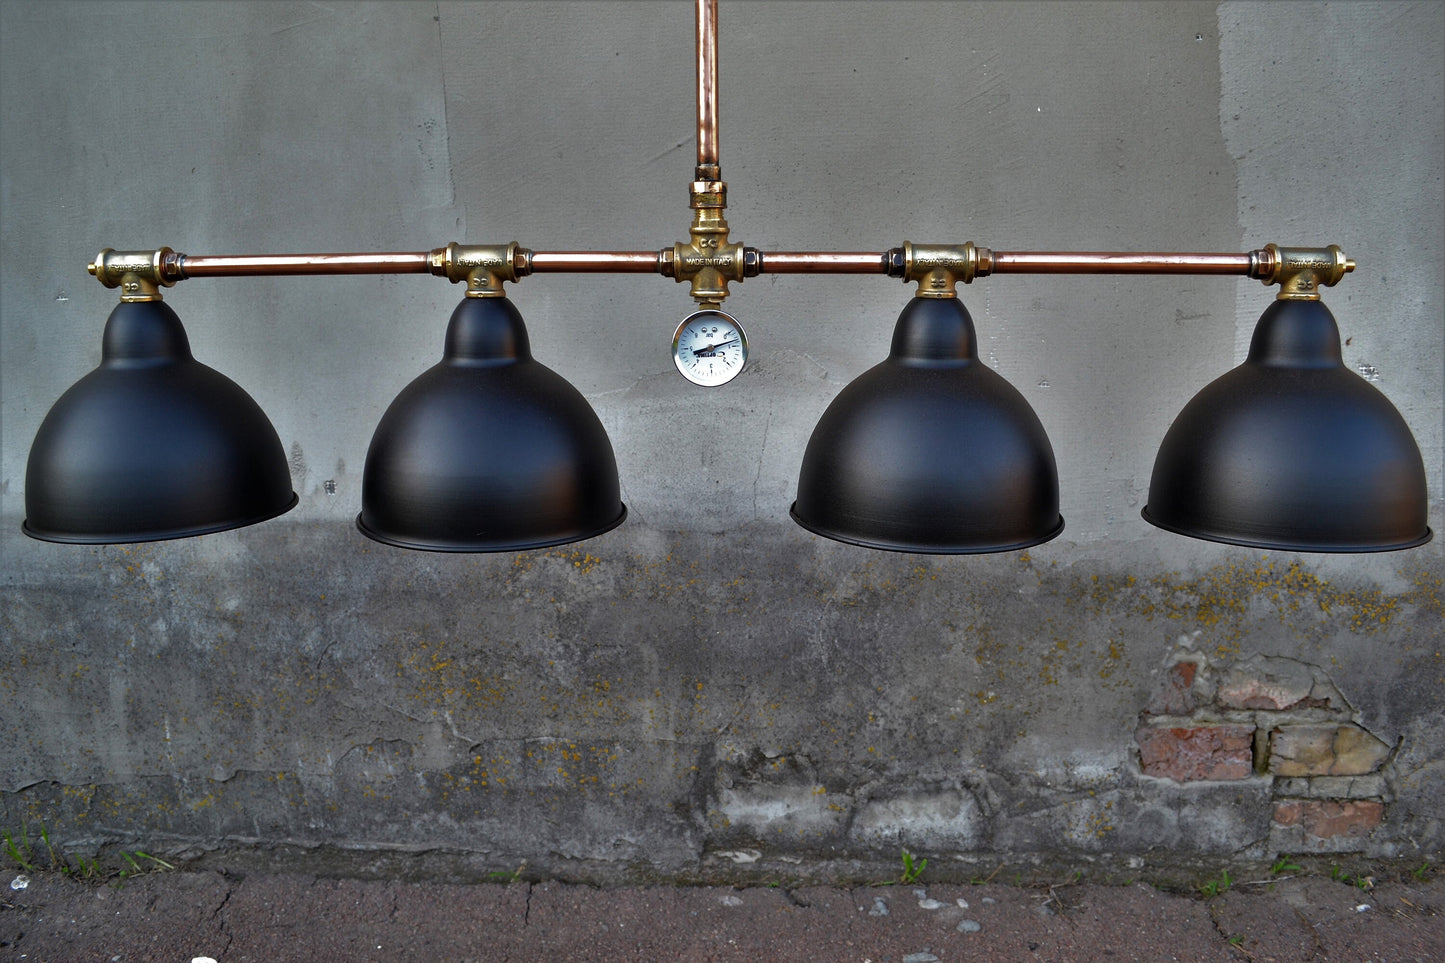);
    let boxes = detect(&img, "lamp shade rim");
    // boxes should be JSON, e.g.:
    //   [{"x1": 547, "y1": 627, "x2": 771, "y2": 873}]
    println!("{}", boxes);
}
[
  {"x1": 22, "y1": 491, "x2": 298, "y2": 545},
  {"x1": 790, "y1": 503, "x2": 1063, "y2": 555},
  {"x1": 355, "y1": 503, "x2": 627, "y2": 553},
  {"x1": 1140, "y1": 506, "x2": 1433, "y2": 554}
]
